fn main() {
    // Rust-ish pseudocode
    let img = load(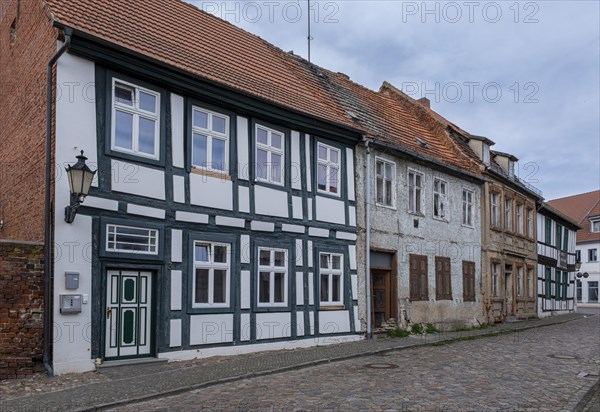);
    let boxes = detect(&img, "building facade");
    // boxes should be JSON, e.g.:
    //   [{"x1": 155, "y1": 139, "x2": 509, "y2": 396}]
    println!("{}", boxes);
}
[
  {"x1": 465, "y1": 140, "x2": 542, "y2": 322},
  {"x1": 549, "y1": 191, "x2": 600, "y2": 306},
  {"x1": 3, "y1": 0, "x2": 366, "y2": 375},
  {"x1": 355, "y1": 144, "x2": 484, "y2": 330},
  {"x1": 536, "y1": 204, "x2": 579, "y2": 316}
]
